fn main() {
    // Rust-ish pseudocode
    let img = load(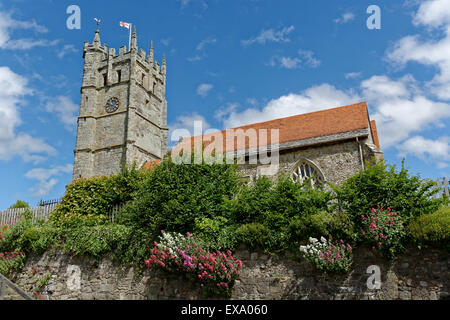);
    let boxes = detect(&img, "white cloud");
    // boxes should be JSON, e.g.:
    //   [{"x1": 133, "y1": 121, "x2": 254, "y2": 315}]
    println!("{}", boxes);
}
[
  {"x1": 241, "y1": 26, "x2": 295, "y2": 46},
  {"x1": 187, "y1": 54, "x2": 204, "y2": 62},
  {"x1": 271, "y1": 49, "x2": 321, "y2": 69},
  {"x1": 0, "y1": 10, "x2": 53, "y2": 50},
  {"x1": 220, "y1": 84, "x2": 360, "y2": 128},
  {"x1": 196, "y1": 37, "x2": 217, "y2": 51},
  {"x1": 2, "y1": 39, "x2": 59, "y2": 50},
  {"x1": 345, "y1": 72, "x2": 362, "y2": 79},
  {"x1": 398, "y1": 136, "x2": 449, "y2": 161},
  {"x1": 44, "y1": 96, "x2": 78, "y2": 131},
  {"x1": 0, "y1": 66, "x2": 55, "y2": 162},
  {"x1": 437, "y1": 162, "x2": 448, "y2": 169},
  {"x1": 177, "y1": 0, "x2": 208, "y2": 10},
  {"x1": 197, "y1": 83, "x2": 213, "y2": 97},
  {"x1": 160, "y1": 38, "x2": 171, "y2": 46},
  {"x1": 279, "y1": 56, "x2": 301, "y2": 69},
  {"x1": 29, "y1": 179, "x2": 58, "y2": 198},
  {"x1": 218, "y1": 73, "x2": 450, "y2": 162},
  {"x1": 387, "y1": 0, "x2": 450, "y2": 100},
  {"x1": 413, "y1": 0, "x2": 450, "y2": 28},
  {"x1": 246, "y1": 98, "x2": 258, "y2": 106},
  {"x1": 334, "y1": 12, "x2": 355, "y2": 24},
  {"x1": 361, "y1": 75, "x2": 450, "y2": 148},
  {"x1": 57, "y1": 44, "x2": 77, "y2": 59},
  {"x1": 215, "y1": 103, "x2": 239, "y2": 121},
  {"x1": 169, "y1": 113, "x2": 212, "y2": 145},
  {"x1": 216, "y1": 1, "x2": 449, "y2": 170},
  {"x1": 178, "y1": 0, "x2": 191, "y2": 8},
  {"x1": 361, "y1": 75, "x2": 413, "y2": 102},
  {"x1": 25, "y1": 164, "x2": 73, "y2": 197}
]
